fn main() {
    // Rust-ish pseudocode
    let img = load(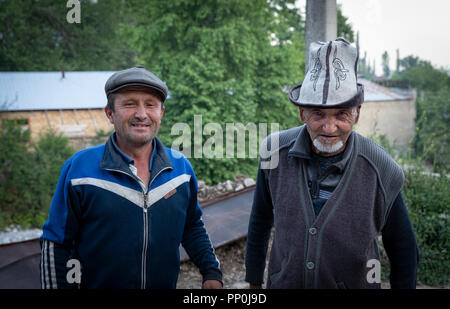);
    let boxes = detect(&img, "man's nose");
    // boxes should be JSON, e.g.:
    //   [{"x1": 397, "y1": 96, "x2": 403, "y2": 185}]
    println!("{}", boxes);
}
[
  {"x1": 134, "y1": 103, "x2": 148, "y2": 119},
  {"x1": 322, "y1": 118, "x2": 338, "y2": 134}
]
